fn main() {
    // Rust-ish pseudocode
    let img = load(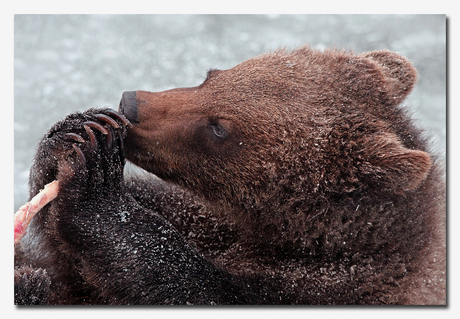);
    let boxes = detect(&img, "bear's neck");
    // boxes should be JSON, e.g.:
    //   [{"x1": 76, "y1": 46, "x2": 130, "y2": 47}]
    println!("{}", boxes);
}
[{"x1": 219, "y1": 184, "x2": 435, "y2": 265}]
